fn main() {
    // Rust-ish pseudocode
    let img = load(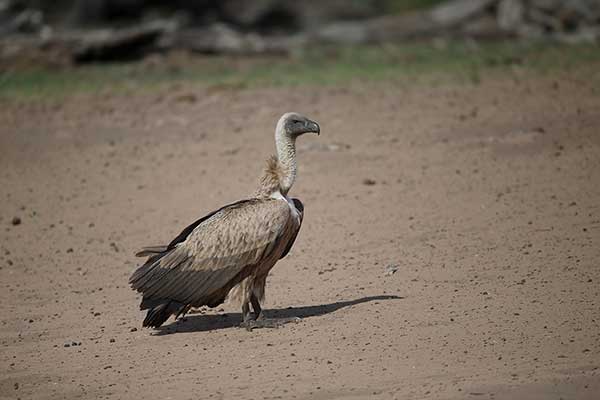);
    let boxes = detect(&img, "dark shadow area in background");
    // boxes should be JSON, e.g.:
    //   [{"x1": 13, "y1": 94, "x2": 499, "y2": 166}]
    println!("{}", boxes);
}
[{"x1": 154, "y1": 294, "x2": 403, "y2": 335}]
